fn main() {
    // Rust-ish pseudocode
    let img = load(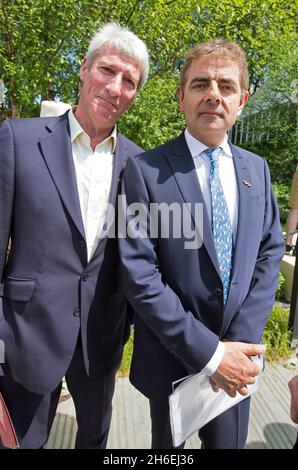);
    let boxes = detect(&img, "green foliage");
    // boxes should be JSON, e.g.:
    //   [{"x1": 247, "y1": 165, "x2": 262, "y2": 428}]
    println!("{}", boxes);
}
[
  {"x1": 119, "y1": 73, "x2": 184, "y2": 149},
  {"x1": 118, "y1": 330, "x2": 134, "y2": 377},
  {"x1": 192, "y1": 0, "x2": 298, "y2": 95},
  {"x1": 242, "y1": 129, "x2": 297, "y2": 185},
  {"x1": 240, "y1": 40, "x2": 298, "y2": 183},
  {"x1": 0, "y1": 0, "x2": 199, "y2": 119},
  {"x1": 0, "y1": 0, "x2": 112, "y2": 117},
  {"x1": 262, "y1": 306, "x2": 292, "y2": 362},
  {"x1": 272, "y1": 180, "x2": 291, "y2": 224},
  {"x1": 122, "y1": 0, "x2": 199, "y2": 76},
  {"x1": 1, "y1": 0, "x2": 297, "y2": 123},
  {"x1": 275, "y1": 272, "x2": 286, "y2": 302}
]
